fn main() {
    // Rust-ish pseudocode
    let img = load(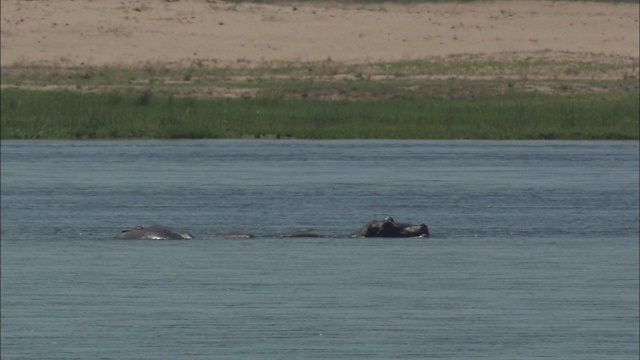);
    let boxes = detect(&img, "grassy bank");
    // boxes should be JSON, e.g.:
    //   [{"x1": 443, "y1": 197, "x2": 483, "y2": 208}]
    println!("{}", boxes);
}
[
  {"x1": 1, "y1": 88, "x2": 637, "y2": 140},
  {"x1": 2, "y1": 55, "x2": 638, "y2": 140}
]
